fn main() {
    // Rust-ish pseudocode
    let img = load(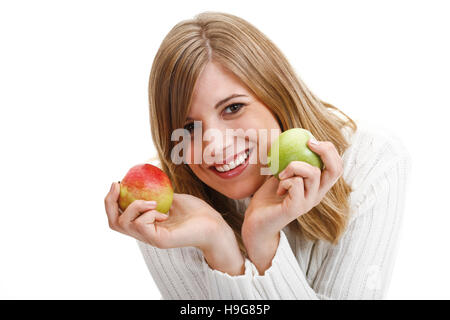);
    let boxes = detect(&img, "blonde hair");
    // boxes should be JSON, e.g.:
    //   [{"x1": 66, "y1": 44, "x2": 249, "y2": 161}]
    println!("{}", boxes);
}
[{"x1": 148, "y1": 11, "x2": 357, "y2": 253}]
